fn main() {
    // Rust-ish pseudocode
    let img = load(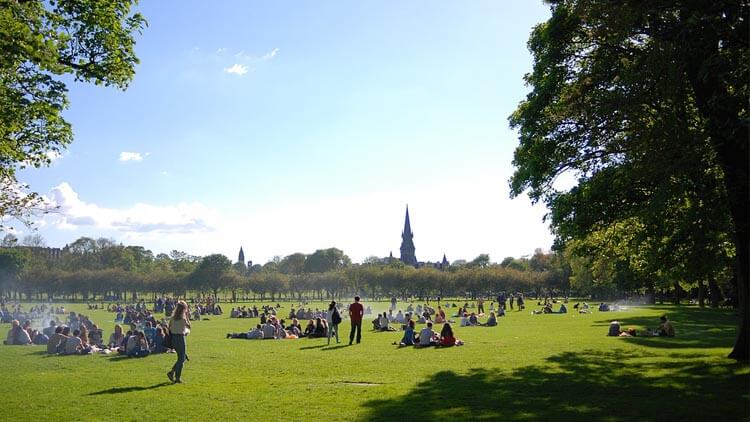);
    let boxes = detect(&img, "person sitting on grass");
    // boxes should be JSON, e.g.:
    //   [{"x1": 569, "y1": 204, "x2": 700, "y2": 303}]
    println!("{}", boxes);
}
[
  {"x1": 287, "y1": 319, "x2": 302, "y2": 337},
  {"x1": 608, "y1": 321, "x2": 622, "y2": 336},
  {"x1": 399, "y1": 320, "x2": 416, "y2": 346},
  {"x1": 417, "y1": 321, "x2": 439, "y2": 347},
  {"x1": 379, "y1": 313, "x2": 390, "y2": 331},
  {"x1": 47, "y1": 326, "x2": 68, "y2": 354},
  {"x1": 310, "y1": 317, "x2": 327, "y2": 338},
  {"x1": 262, "y1": 319, "x2": 276, "y2": 339},
  {"x1": 89, "y1": 324, "x2": 103, "y2": 347},
  {"x1": 64, "y1": 329, "x2": 89, "y2": 355},
  {"x1": 558, "y1": 303, "x2": 567, "y2": 314},
  {"x1": 439, "y1": 323, "x2": 464, "y2": 347},
  {"x1": 4, "y1": 320, "x2": 31, "y2": 345},
  {"x1": 658, "y1": 315, "x2": 675, "y2": 337},
  {"x1": 485, "y1": 312, "x2": 498, "y2": 327},
  {"x1": 108, "y1": 324, "x2": 125, "y2": 349},
  {"x1": 303, "y1": 320, "x2": 315, "y2": 337},
  {"x1": 127, "y1": 331, "x2": 150, "y2": 357},
  {"x1": 460, "y1": 313, "x2": 471, "y2": 327},
  {"x1": 468, "y1": 312, "x2": 482, "y2": 326},
  {"x1": 152, "y1": 327, "x2": 167, "y2": 353}
]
